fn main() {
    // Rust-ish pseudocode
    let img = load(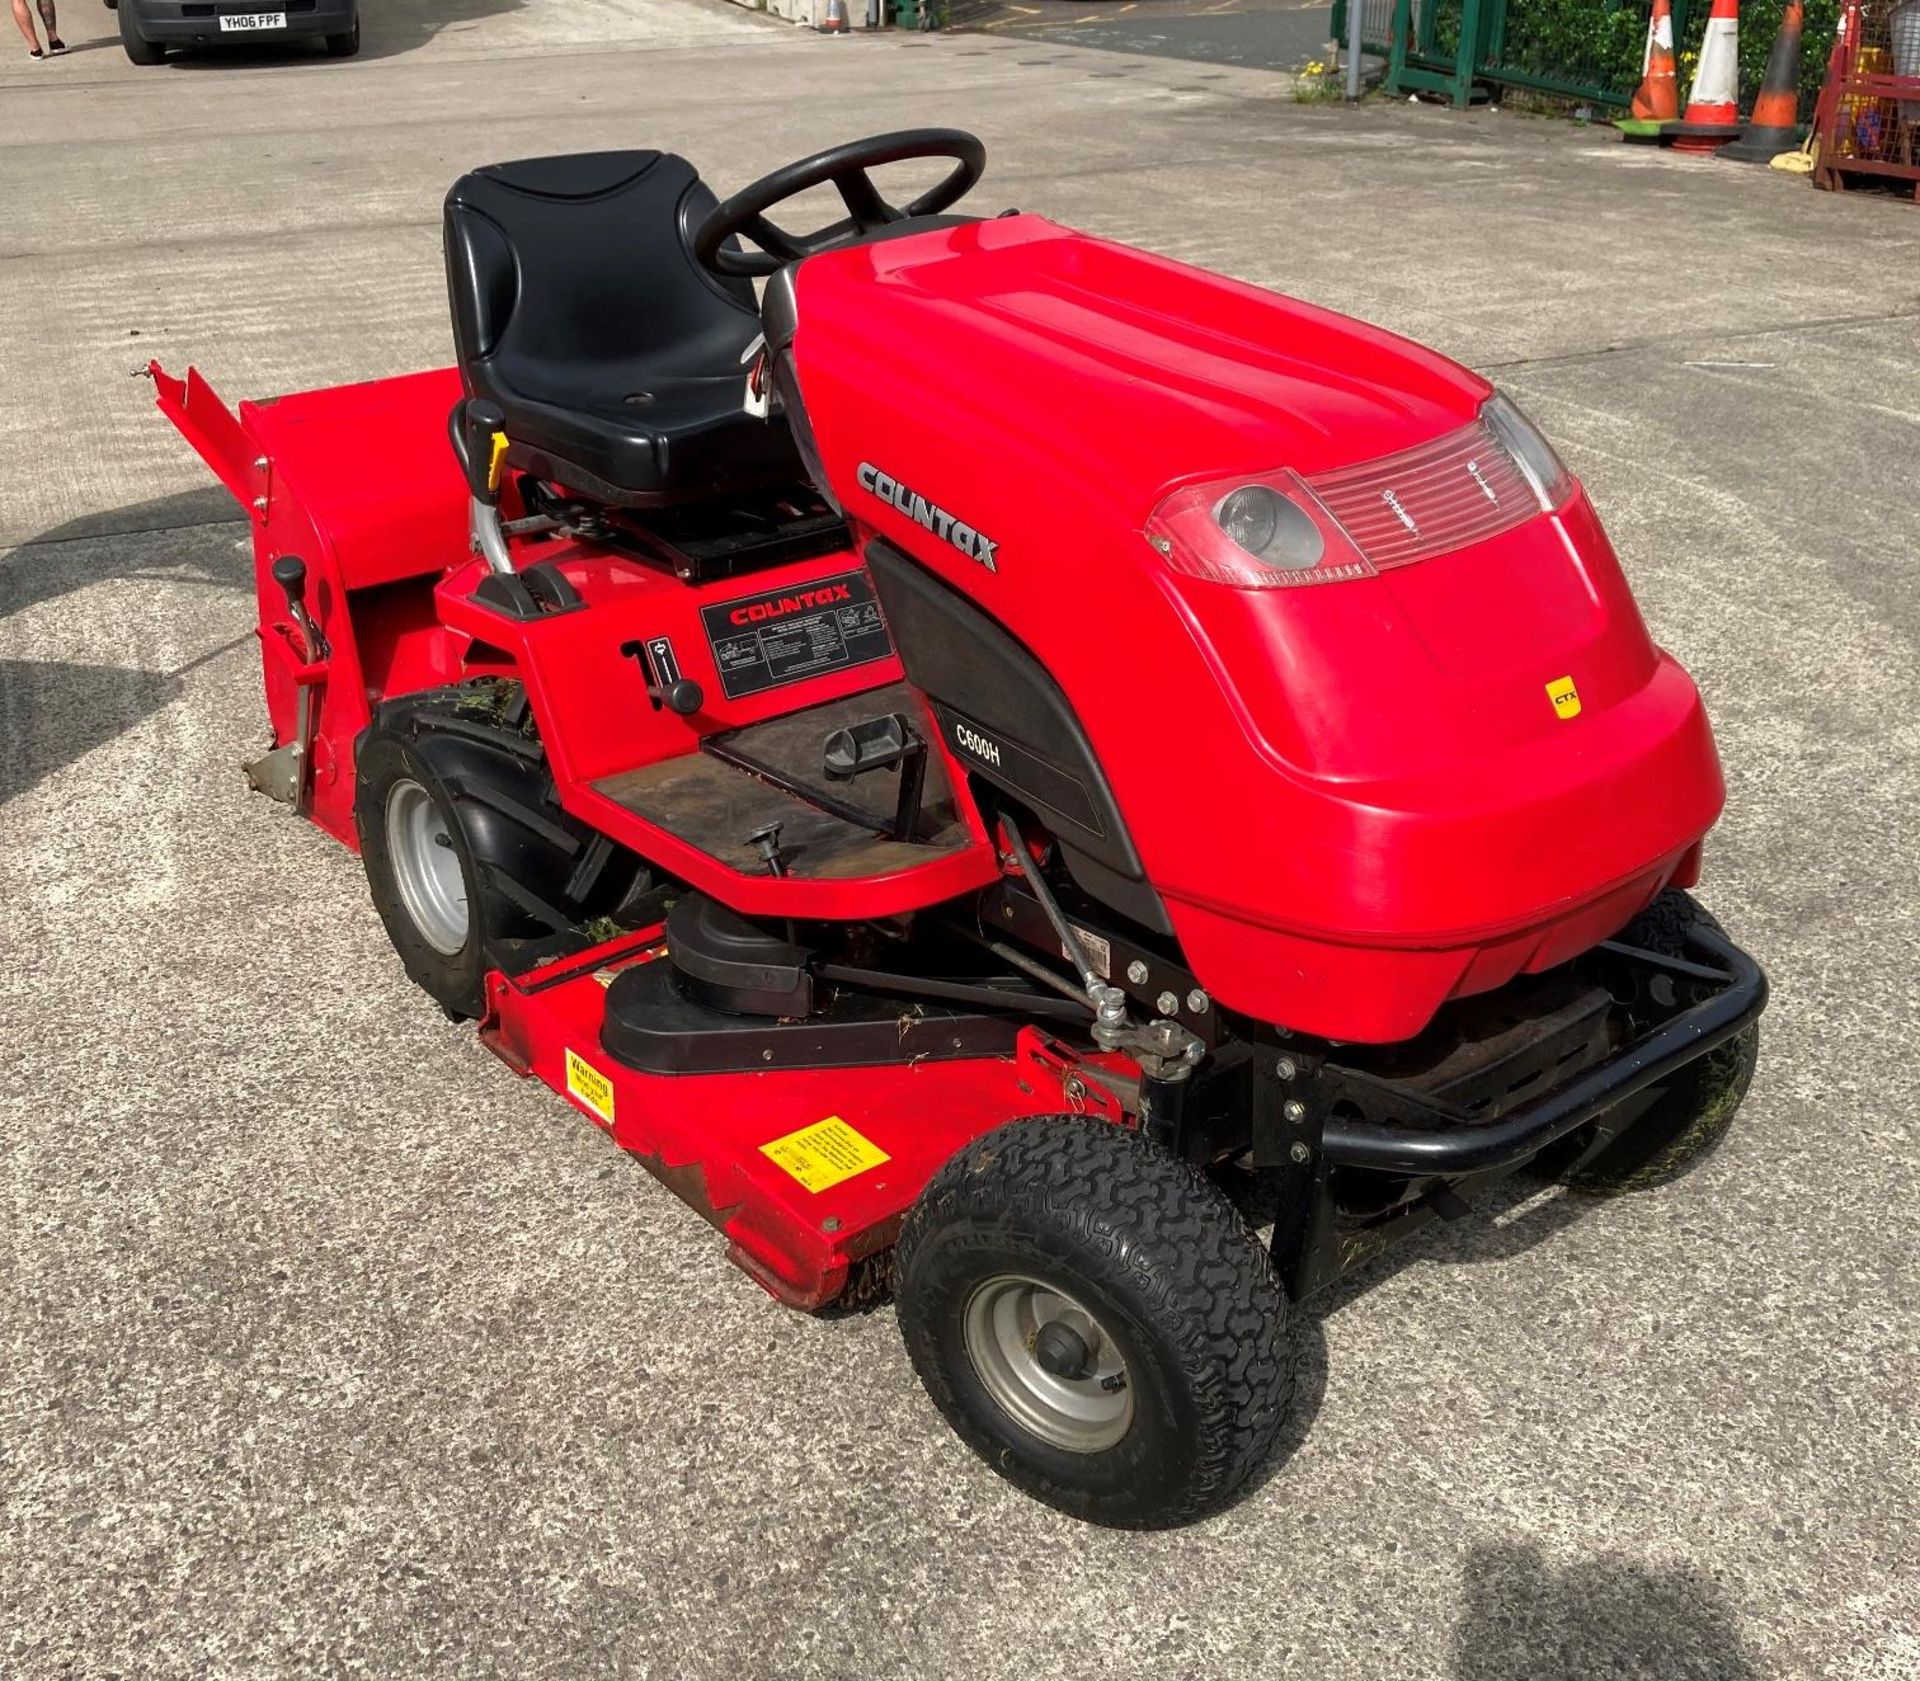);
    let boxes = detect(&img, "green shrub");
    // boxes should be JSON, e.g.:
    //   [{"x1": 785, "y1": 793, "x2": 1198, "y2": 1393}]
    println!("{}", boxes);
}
[{"x1": 1389, "y1": 0, "x2": 1836, "y2": 111}]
